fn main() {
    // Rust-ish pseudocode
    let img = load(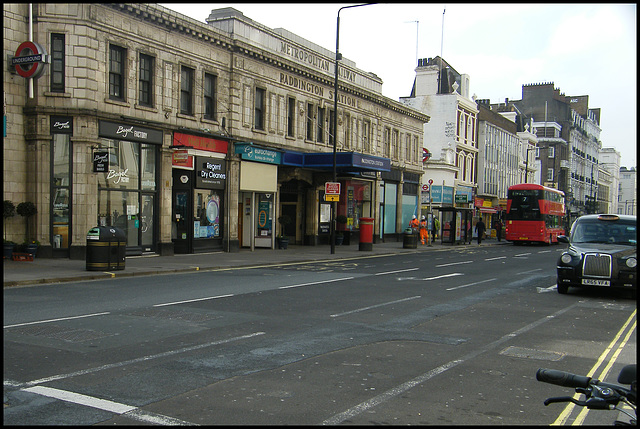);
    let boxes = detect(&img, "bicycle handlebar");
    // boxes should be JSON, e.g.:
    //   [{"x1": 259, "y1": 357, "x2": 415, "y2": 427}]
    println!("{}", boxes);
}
[{"x1": 536, "y1": 368, "x2": 592, "y2": 388}]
